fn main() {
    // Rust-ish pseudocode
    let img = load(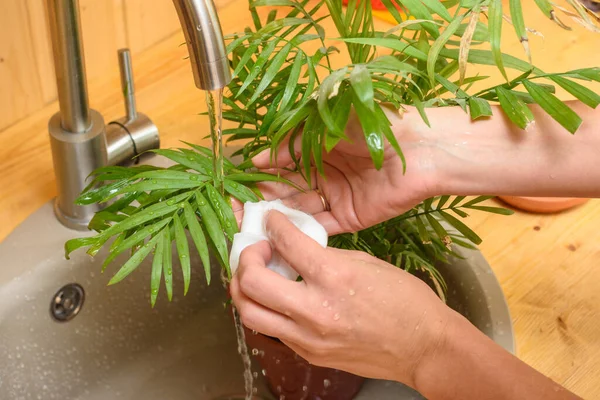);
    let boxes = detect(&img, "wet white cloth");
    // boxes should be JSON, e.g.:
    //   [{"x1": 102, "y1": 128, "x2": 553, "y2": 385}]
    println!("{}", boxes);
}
[{"x1": 229, "y1": 200, "x2": 328, "y2": 280}]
